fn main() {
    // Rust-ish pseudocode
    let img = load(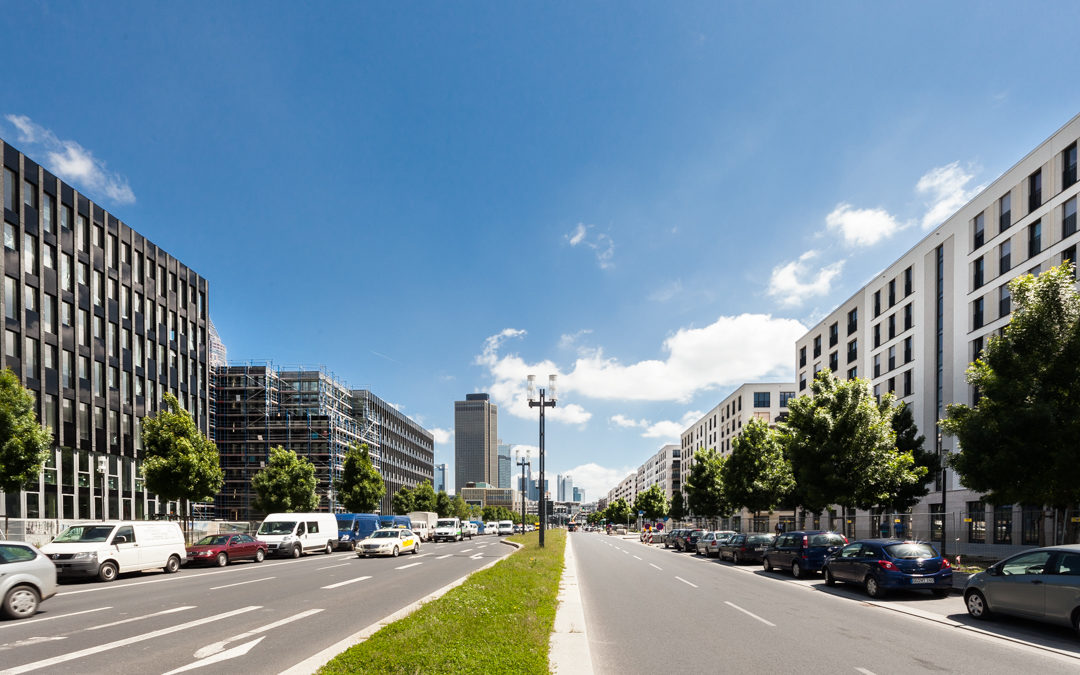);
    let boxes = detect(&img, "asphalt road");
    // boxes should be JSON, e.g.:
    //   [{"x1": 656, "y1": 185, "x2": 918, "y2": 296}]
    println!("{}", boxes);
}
[
  {"x1": 0, "y1": 535, "x2": 512, "y2": 674},
  {"x1": 573, "y1": 532, "x2": 1080, "y2": 674}
]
